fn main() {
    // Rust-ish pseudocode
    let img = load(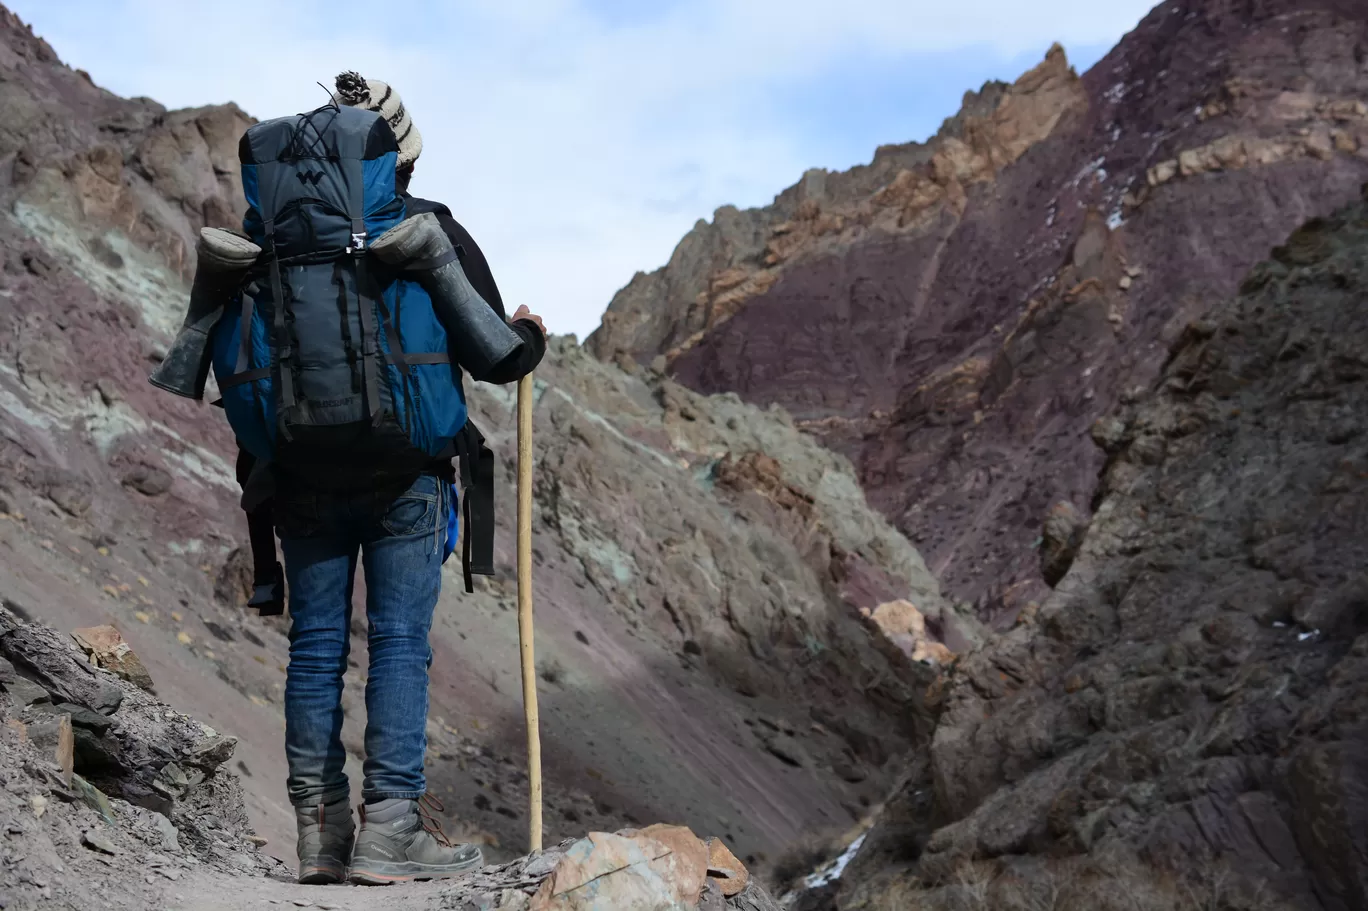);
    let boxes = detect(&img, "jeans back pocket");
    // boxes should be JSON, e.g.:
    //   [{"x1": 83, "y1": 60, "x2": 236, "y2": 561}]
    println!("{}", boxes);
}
[{"x1": 379, "y1": 476, "x2": 439, "y2": 538}]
